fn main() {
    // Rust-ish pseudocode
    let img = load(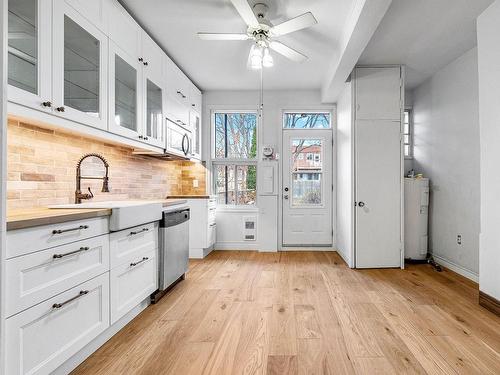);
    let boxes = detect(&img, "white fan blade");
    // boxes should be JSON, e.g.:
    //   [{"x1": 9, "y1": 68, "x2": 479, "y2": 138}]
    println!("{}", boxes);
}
[
  {"x1": 230, "y1": 0, "x2": 259, "y2": 28},
  {"x1": 269, "y1": 41, "x2": 308, "y2": 62},
  {"x1": 271, "y1": 12, "x2": 317, "y2": 36},
  {"x1": 197, "y1": 32, "x2": 249, "y2": 41}
]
